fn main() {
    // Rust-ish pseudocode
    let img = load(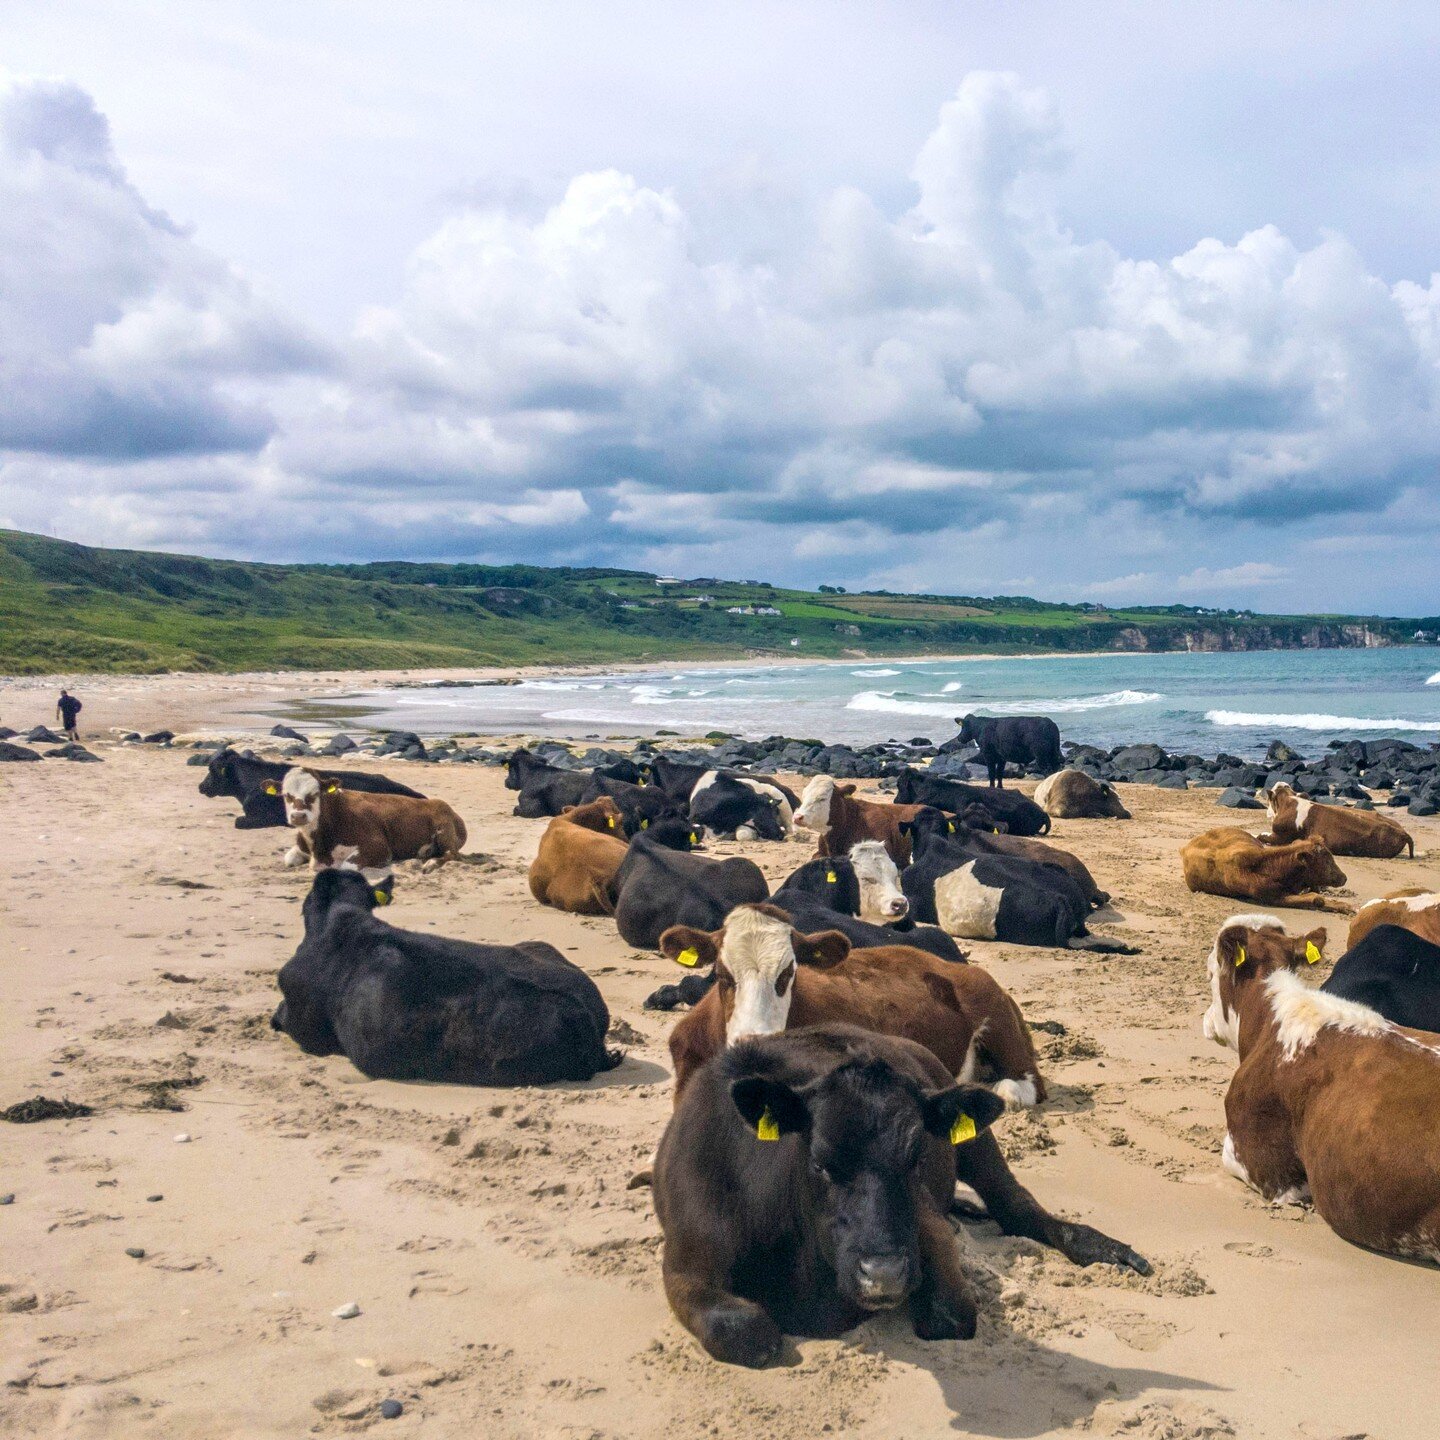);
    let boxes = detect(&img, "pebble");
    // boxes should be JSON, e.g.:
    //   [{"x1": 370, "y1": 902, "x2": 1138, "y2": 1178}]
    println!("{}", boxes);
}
[
  {"x1": 147, "y1": 1194, "x2": 163, "y2": 1202},
  {"x1": 125, "y1": 1247, "x2": 146, "y2": 1259},
  {"x1": 379, "y1": 1399, "x2": 403, "y2": 1420},
  {"x1": 173, "y1": 1133, "x2": 191, "y2": 1143},
  {"x1": 332, "y1": 1302, "x2": 361, "y2": 1319},
  {"x1": 0, "y1": 1194, "x2": 14, "y2": 1205}
]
